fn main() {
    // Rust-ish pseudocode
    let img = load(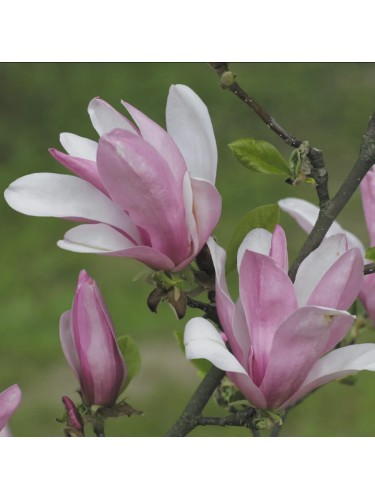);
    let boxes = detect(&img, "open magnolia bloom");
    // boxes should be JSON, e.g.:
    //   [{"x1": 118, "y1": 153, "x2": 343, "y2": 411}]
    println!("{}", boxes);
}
[
  {"x1": 0, "y1": 384, "x2": 22, "y2": 437},
  {"x1": 278, "y1": 169, "x2": 375, "y2": 323},
  {"x1": 184, "y1": 226, "x2": 375, "y2": 410},
  {"x1": 4, "y1": 85, "x2": 221, "y2": 272}
]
